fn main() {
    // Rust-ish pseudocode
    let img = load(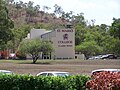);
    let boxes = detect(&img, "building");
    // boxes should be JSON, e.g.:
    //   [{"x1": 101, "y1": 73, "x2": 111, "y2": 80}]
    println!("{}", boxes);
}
[{"x1": 27, "y1": 27, "x2": 75, "y2": 59}]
